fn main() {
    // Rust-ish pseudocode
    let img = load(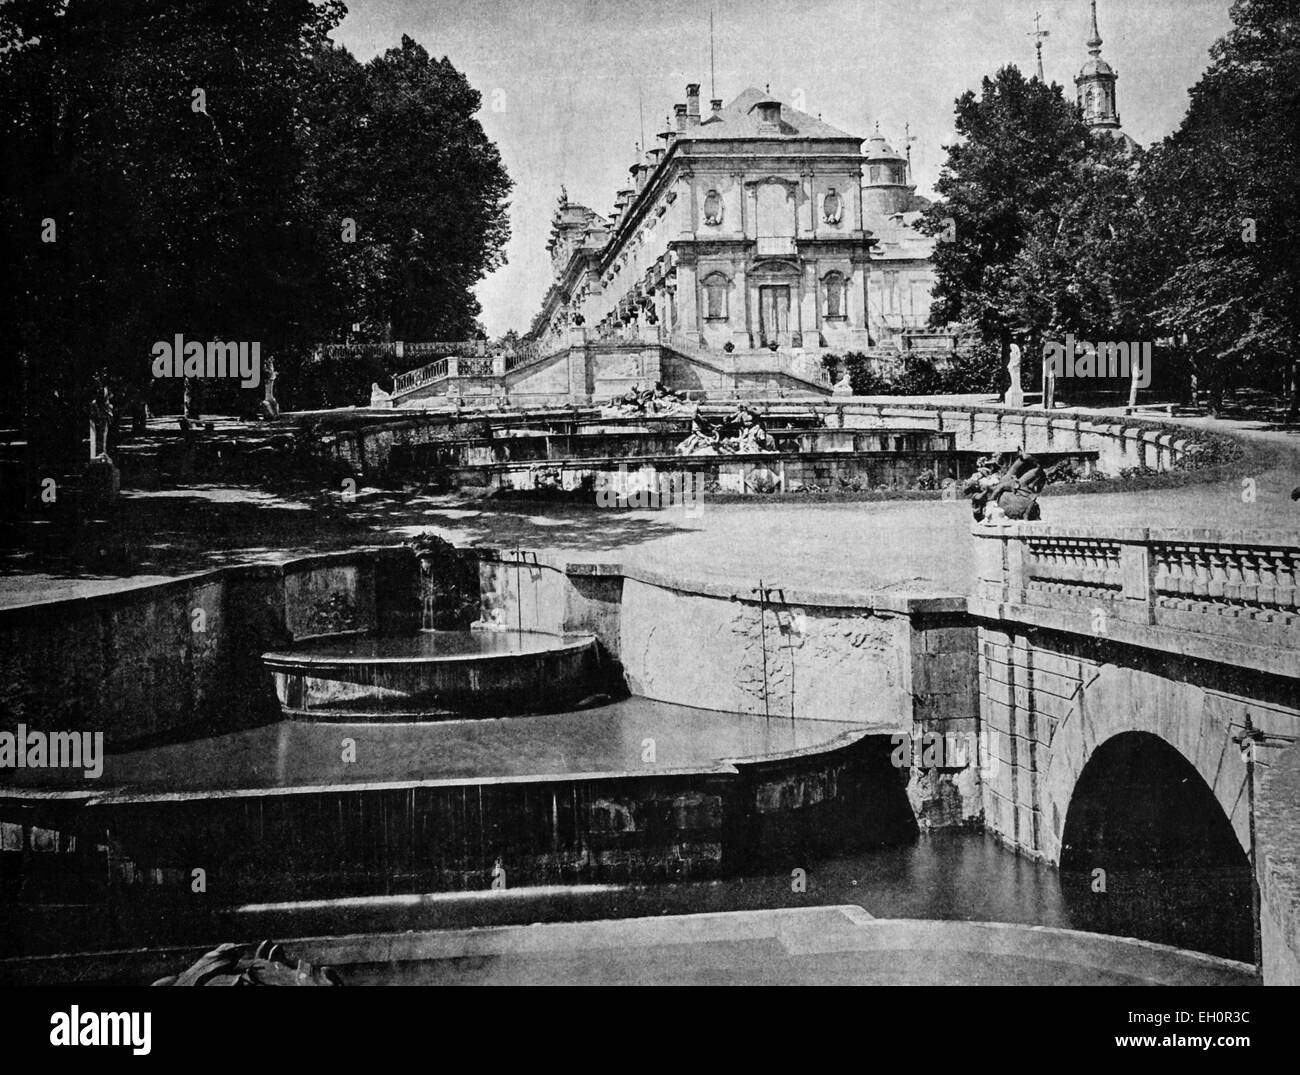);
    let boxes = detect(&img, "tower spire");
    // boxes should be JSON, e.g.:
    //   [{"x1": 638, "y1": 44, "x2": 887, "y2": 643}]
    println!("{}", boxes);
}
[
  {"x1": 1087, "y1": 0, "x2": 1102, "y2": 54},
  {"x1": 1028, "y1": 11, "x2": 1050, "y2": 81},
  {"x1": 1075, "y1": 0, "x2": 1119, "y2": 130}
]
